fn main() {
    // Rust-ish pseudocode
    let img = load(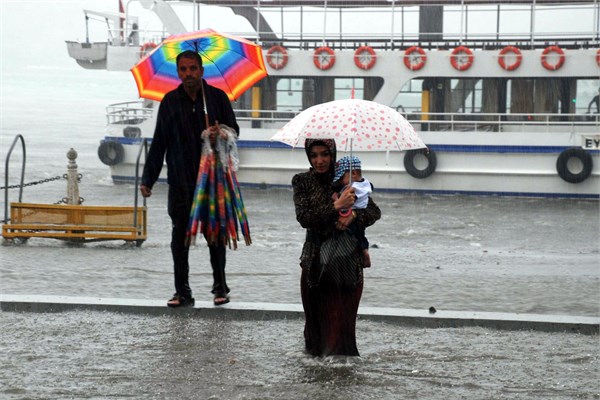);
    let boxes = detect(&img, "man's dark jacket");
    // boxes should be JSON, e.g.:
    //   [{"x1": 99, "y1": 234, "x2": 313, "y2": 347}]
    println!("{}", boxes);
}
[{"x1": 141, "y1": 81, "x2": 240, "y2": 189}]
